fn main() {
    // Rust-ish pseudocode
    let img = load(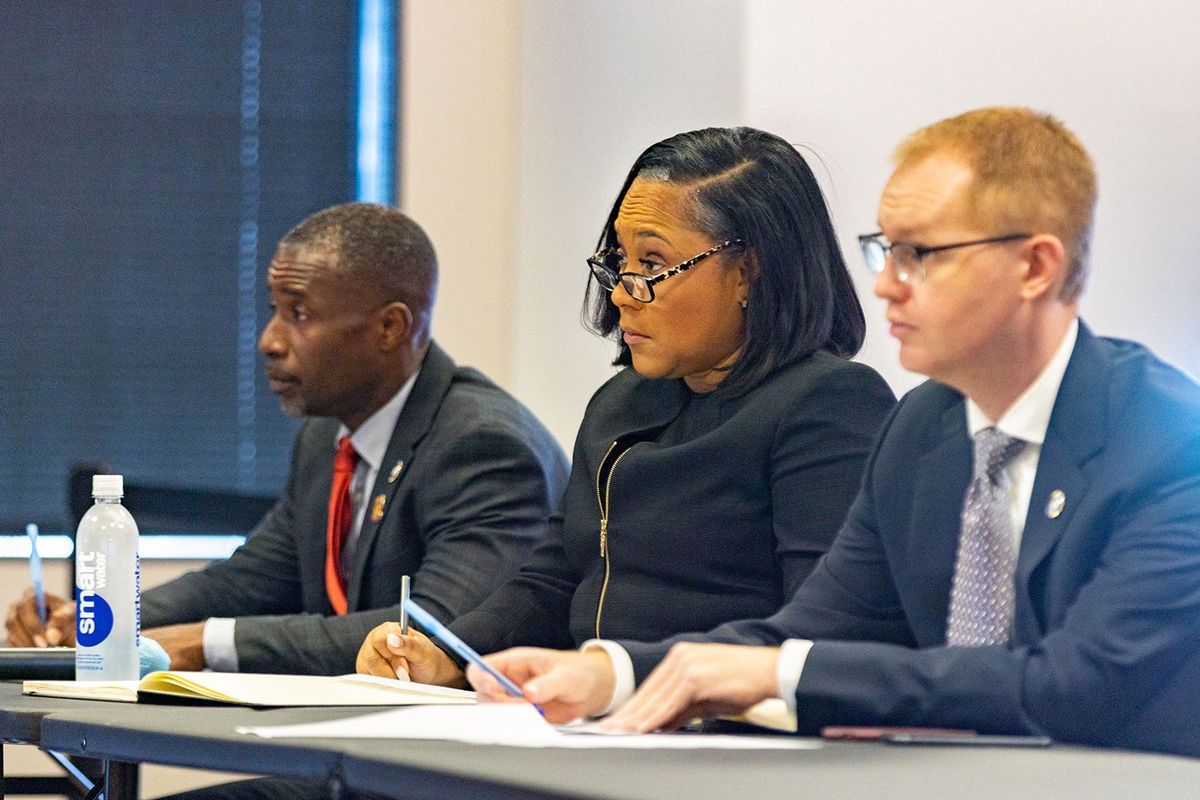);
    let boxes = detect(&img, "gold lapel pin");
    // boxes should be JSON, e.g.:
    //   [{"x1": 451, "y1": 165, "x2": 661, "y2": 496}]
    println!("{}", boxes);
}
[
  {"x1": 370, "y1": 494, "x2": 387, "y2": 523},
  {"x1": 1045, "y1": 489, "x2": 1066, "y2": 519},
  {"x1": 387, "y1": 460, "x2": 405, "y2": 483}
]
